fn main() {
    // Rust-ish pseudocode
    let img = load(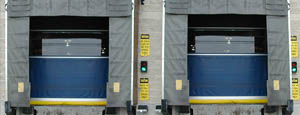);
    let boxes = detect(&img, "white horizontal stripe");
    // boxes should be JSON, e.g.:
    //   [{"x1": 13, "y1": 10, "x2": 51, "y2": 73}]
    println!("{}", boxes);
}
[
  {"x1": 31, "y1": 98, "x2": 106, "y2": 102},
  {"x1": 29, "y1": 56, "x2": 108, "y2": 59},
  {"x1": 190, "y1": 96, "x2": 267, "y2": 100},
  {"x1": 30, "y1": 29, "x2": 108, "y2": 32},
  {"x1": 188, "y1": 54, "x2": 267, "y2": 56}
]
